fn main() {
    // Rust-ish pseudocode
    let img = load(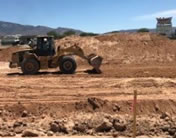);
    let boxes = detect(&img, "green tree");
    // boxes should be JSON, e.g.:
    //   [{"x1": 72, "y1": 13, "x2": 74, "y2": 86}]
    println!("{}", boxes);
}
[
  {"x1": 47, "y1": 30, "x2": 77, "y2": 40},
  {"x1": 63, "y1": 30, "x2": 76, "y2": 37},
  {"x1": 137, "y1": 28, "x2": 150, "y2": 33},
  {"x1": 80, "y1": 32, "x2": 99, "y2": 37},
  {"x1": 47, "y1": 31, "x2": 58, "y2": 39}
]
